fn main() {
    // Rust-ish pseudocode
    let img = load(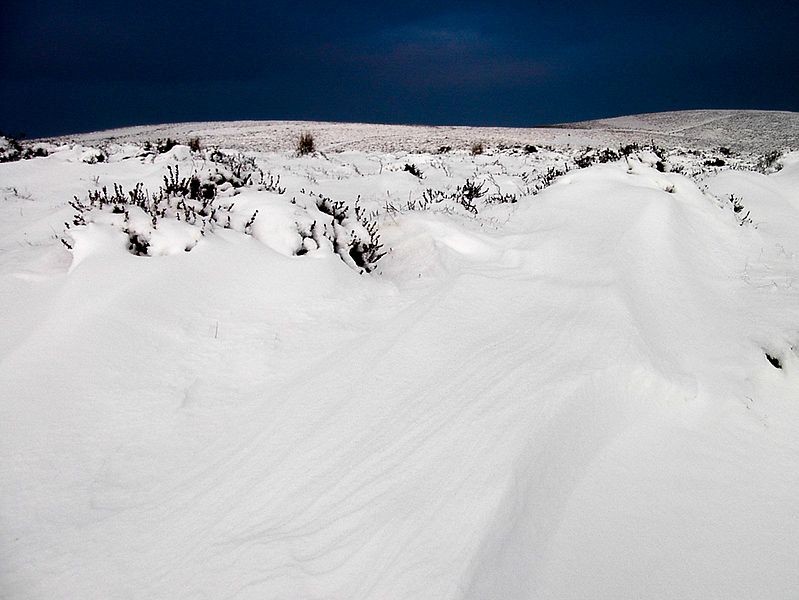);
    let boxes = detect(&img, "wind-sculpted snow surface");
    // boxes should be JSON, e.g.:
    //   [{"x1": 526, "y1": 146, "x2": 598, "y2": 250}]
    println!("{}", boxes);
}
[{"x1": 1, "y1": 121, "x2": 798, "y2": 599}]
